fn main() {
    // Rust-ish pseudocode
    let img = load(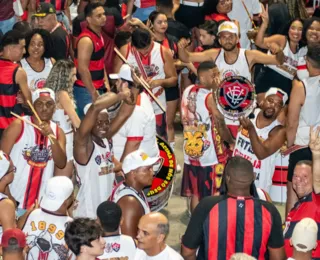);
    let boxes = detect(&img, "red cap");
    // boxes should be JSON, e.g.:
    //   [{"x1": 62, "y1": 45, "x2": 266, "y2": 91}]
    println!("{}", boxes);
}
[{"x1": 1, "y1": 229, "x2": 26, "y2": 248}]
